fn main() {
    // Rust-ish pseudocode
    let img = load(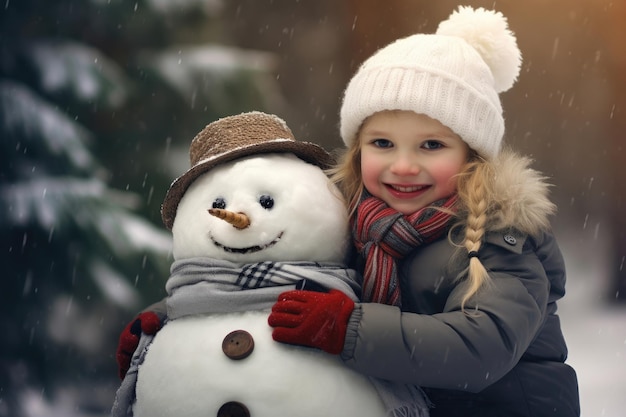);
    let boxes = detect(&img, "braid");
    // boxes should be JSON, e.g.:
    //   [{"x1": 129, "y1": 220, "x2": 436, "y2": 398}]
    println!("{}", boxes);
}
[{"x1": 455, "y1": 155, "x2": 494, "y2": 310}]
